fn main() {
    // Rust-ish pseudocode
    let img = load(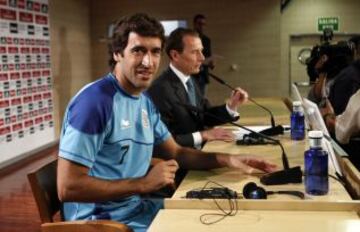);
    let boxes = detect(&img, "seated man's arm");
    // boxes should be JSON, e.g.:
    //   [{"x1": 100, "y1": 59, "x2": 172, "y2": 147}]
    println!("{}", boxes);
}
[
  {"x1": 57, "y1": 157, "x2": 178, "y2": 202},
  {"x1": 203, "y1": 87, "x2": 246, "y2": 127},
  {"x1": 154, "y1": 137, "x2": 277, "y2": 173},
  {"x1": 148, "y1": 87, "x2": 196, "y2": 147},
  {"x1": 307, "y1": 73, "x2": 327, "y2": 104},
  {"x1": 320, "y1": 99, "x2": 336, "y2": 133}
]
